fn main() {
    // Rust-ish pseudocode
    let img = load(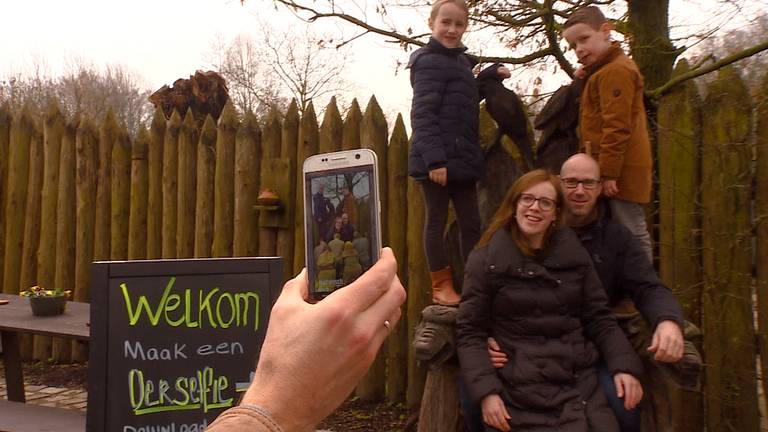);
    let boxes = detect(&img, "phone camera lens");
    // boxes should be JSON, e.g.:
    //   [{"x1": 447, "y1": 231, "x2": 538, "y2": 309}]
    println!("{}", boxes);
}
[{"x1": 355, "y1": 153, "x2": 361, "y2": 159}]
